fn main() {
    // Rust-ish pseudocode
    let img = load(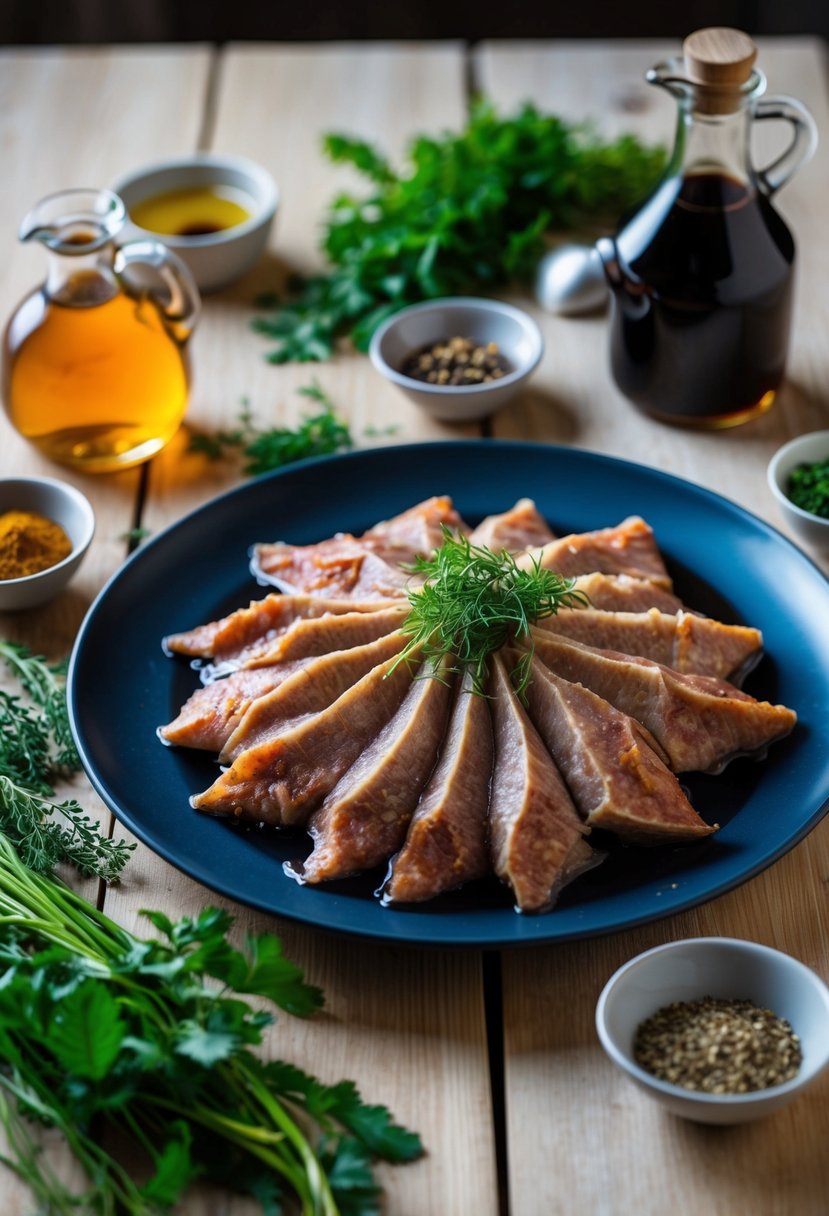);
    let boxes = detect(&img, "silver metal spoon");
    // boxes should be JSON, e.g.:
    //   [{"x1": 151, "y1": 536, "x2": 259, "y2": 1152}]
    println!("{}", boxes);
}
[{"x1": 535, "y1": 243, "x2": 608, "y2": 316}]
